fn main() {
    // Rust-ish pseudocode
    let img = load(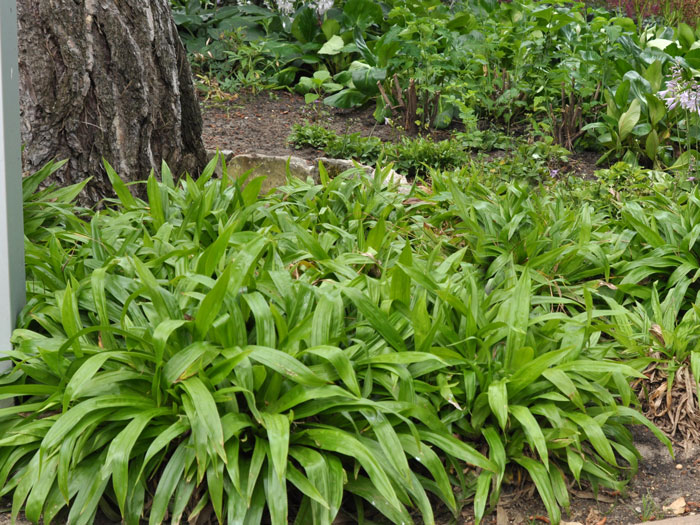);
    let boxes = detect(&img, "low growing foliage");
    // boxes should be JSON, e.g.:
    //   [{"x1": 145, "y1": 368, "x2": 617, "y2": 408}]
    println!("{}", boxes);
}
[{"x1": 0, "y1": 157, "x2": 684, "y2": 524}]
